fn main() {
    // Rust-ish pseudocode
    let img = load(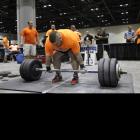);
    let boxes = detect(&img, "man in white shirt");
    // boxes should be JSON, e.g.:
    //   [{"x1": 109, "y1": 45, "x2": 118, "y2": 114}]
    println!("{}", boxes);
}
[{"x1": 9, "y1": 40, "x2": 20, "y2": 61}]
